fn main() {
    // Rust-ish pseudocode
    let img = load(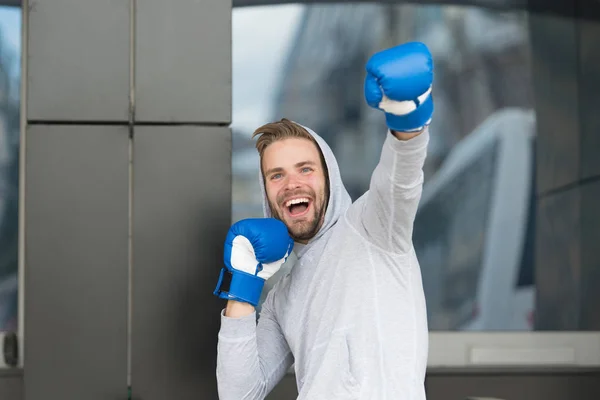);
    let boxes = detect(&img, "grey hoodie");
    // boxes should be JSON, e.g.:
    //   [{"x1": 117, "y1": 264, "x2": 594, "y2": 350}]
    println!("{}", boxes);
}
[{"x1": 217, "y1": 125, "x2": 430, "y2": 400}]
